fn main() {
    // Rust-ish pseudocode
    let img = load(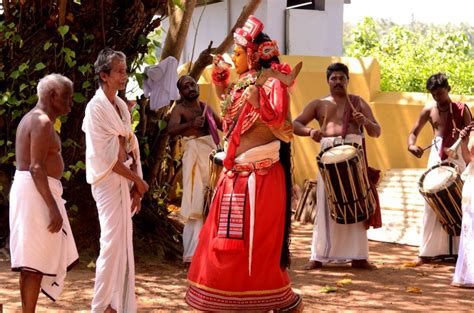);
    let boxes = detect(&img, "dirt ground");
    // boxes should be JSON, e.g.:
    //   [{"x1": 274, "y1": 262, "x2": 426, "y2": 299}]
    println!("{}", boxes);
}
[{"x1": 1, "y1": 222, "x2": 473, "y2": 312}]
